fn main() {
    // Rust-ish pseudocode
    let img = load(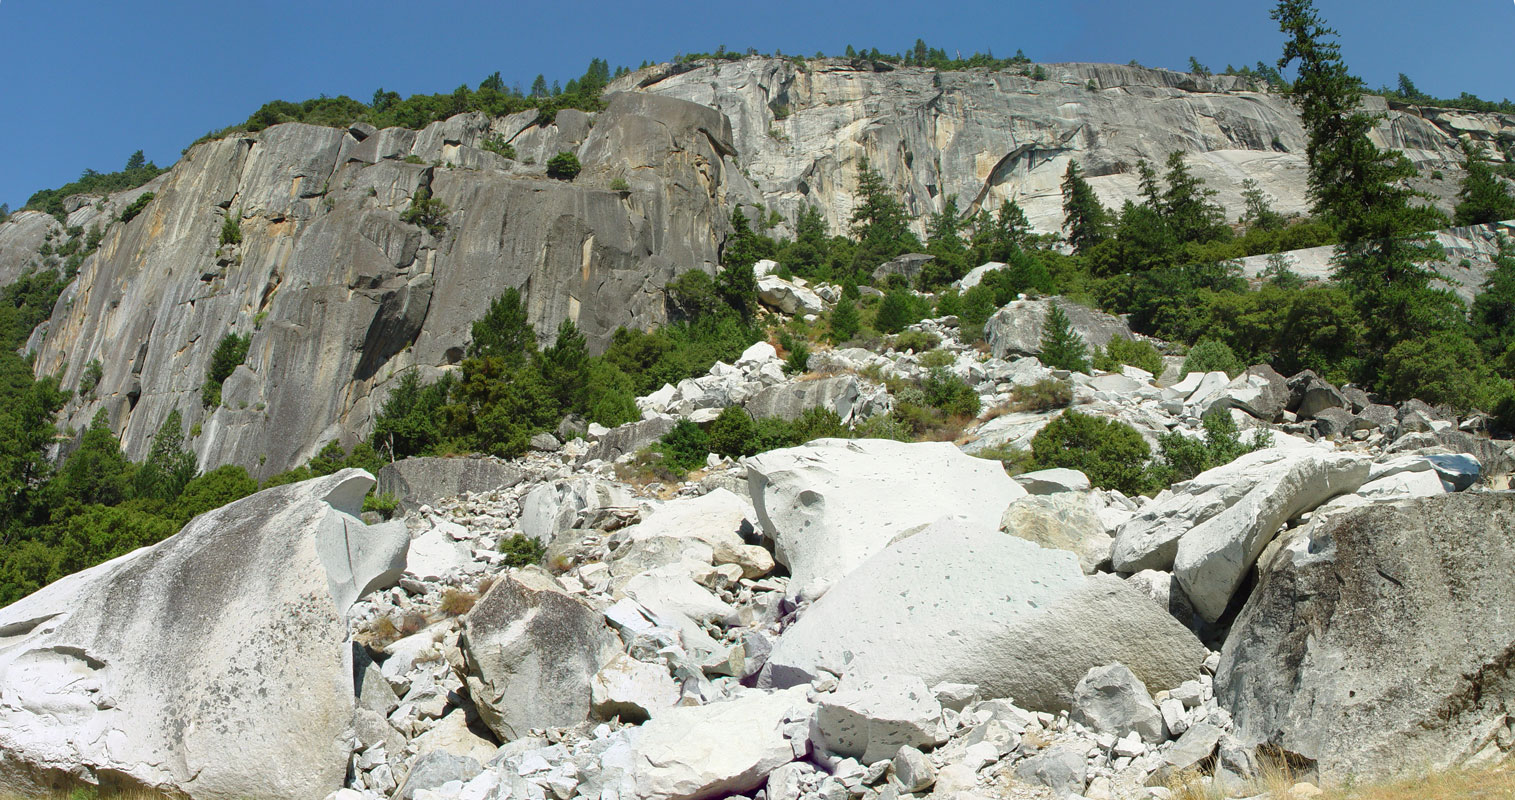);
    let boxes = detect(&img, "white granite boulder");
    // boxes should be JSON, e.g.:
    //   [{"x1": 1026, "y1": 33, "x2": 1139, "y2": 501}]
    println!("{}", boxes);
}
[{"x1": 746, "y1": 439, "x2": 1026, "y2": 600}]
